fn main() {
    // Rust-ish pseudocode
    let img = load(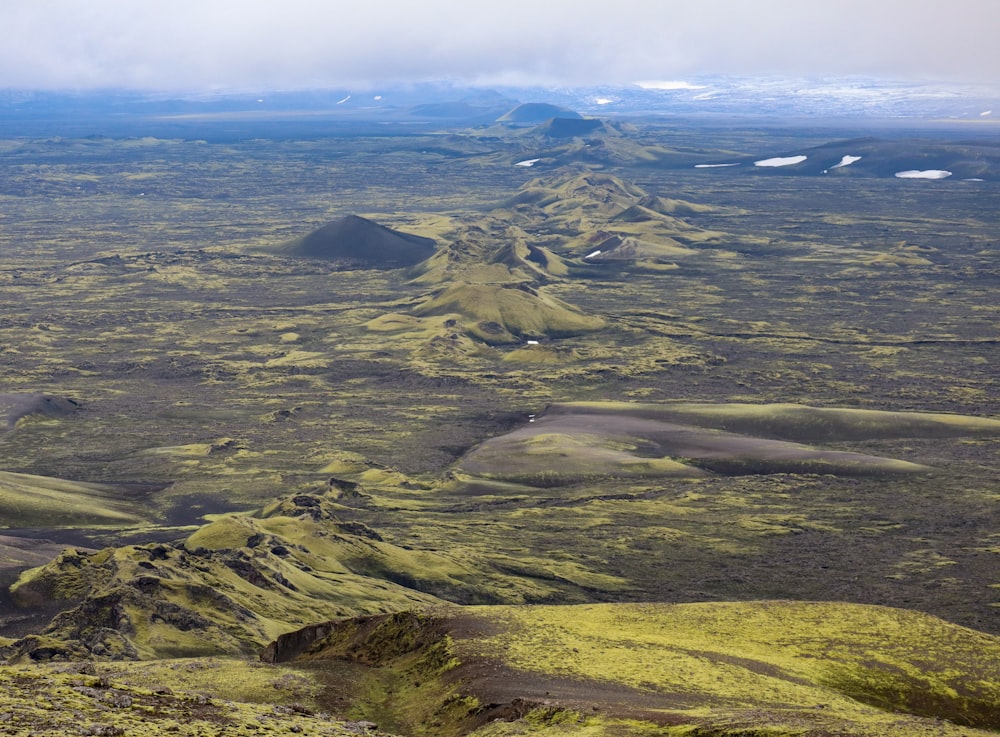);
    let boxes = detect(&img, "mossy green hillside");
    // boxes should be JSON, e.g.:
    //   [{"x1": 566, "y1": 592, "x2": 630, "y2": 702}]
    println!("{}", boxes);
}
[
  {"x1": 0, "y1": 471, "x2": 148, "y2": 528},
  {"x1": 412, "y1": 283, "x2": 604, "y2": 345},
  {"x1": 279, "y1": 602, "x2": 1000, "y2": 737},
  {"x1": 0, "y1": 657, "x2": 376, "y2": 736},
  {"x1": 473, "y1": 602, "x2": 1000, "y2": 726},
  {"x1": 3, "y1": 490, "x2": 581, "y2": 661},
  {"x1": 495, "y1": 171, "x2": 730, "y2": 258},
  {"x1": 0, "y1": 129, "x2": 998, "y2": 736},
  {"x1": 409, "y1": 224, "x2": 572, "y2": 286}
]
